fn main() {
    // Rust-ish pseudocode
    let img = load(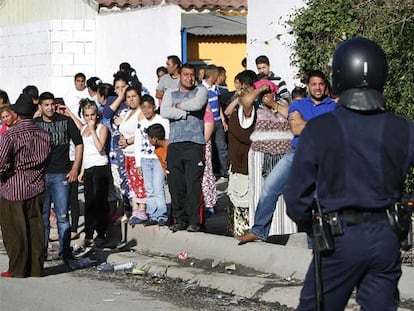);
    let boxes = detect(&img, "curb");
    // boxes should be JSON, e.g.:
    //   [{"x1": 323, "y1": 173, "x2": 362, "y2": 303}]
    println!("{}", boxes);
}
[
  {"x1": 125, "y1": 225, "x2": 414, "y2": 301},
  {"x1": 106, "y1": 252, "x2": 301, "y2": 308}
]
